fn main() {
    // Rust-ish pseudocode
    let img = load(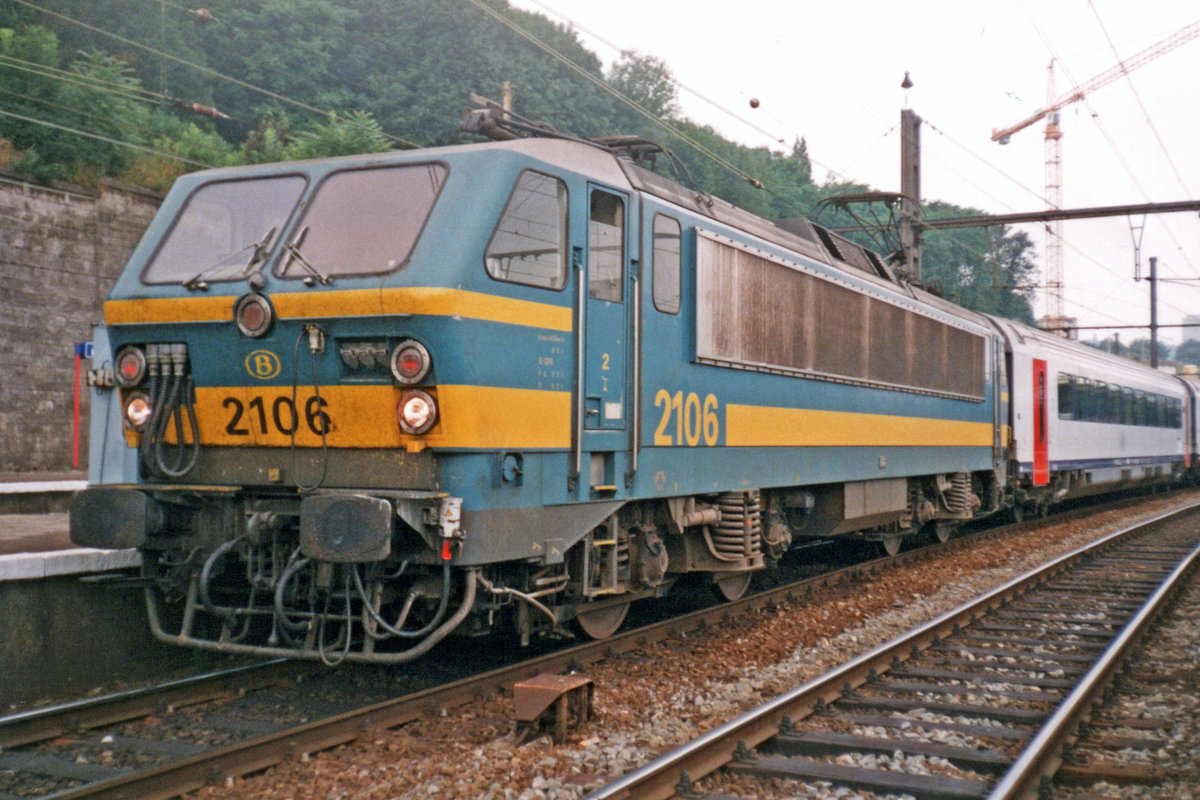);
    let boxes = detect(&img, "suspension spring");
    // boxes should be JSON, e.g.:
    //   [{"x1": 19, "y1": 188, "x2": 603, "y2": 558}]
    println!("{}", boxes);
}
[{"x1": 710, "y1": 491, "x2": 762, "y2": 560}]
